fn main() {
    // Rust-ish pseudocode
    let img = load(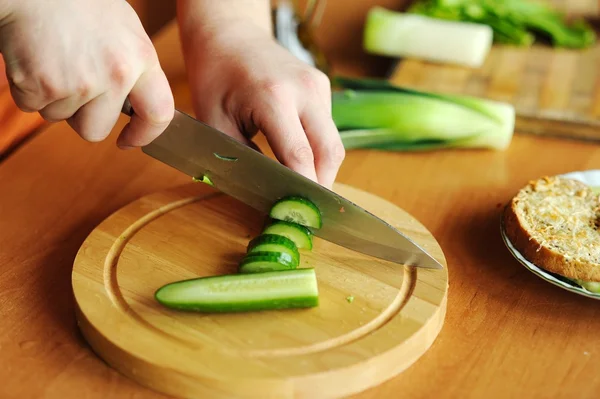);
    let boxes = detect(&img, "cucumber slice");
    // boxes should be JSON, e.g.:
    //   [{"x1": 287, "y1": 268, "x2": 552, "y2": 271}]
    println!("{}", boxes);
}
[
  {"x1": 155, "y1": 268, "x2": 319, "y2": 312},
  {"x1": 247, "y1": 234, "x2": 300, "y2": 263},
  {"x1": 269, "y1": 196, "x2": 322, "y2": 229},
  {"x1": 262, "y1": 220, "x2": 313, "y2": 250},
  {"x1": 239, "y1": 251, "x2": 298, "y2": 273}
]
